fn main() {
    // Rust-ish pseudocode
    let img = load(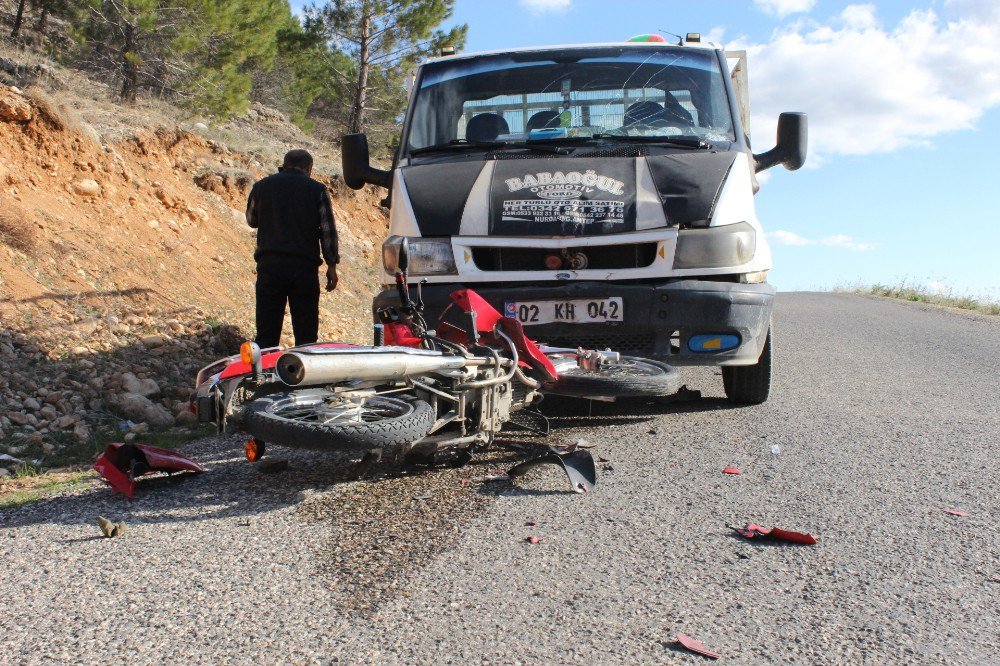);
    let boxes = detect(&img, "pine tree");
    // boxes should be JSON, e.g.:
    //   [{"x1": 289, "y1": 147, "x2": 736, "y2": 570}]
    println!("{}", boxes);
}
[{"x1": 305, "y1": 0, "x2": 467, "y2": 135}]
